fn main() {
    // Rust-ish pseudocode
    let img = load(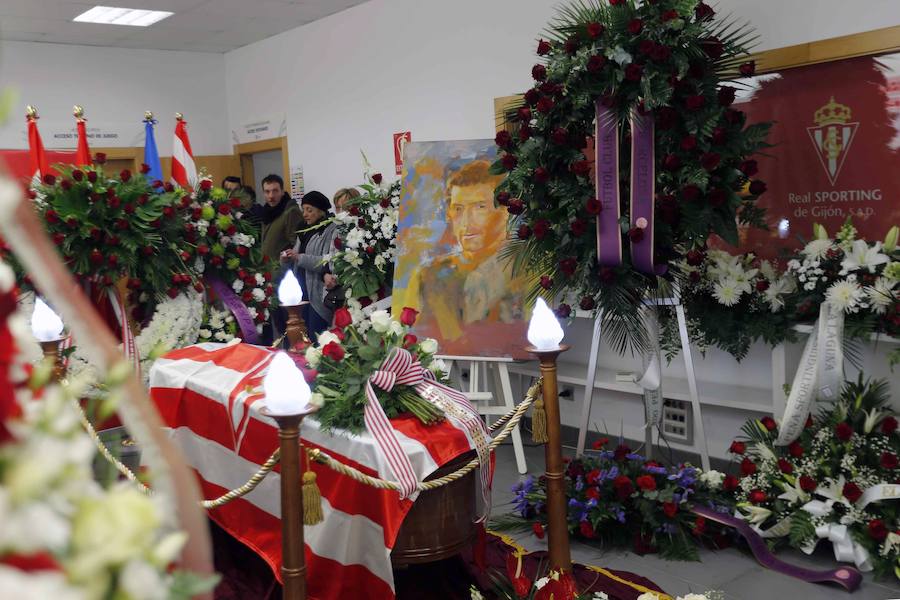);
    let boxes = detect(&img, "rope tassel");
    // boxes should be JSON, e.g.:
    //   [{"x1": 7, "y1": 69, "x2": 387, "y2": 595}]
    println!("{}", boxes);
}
[
  {"x1": 302, "y1": 471, "x2": 324, "y2": 525},
  {"x1": 531, "y1": 394, "x2": 548, "y2": 444}
]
